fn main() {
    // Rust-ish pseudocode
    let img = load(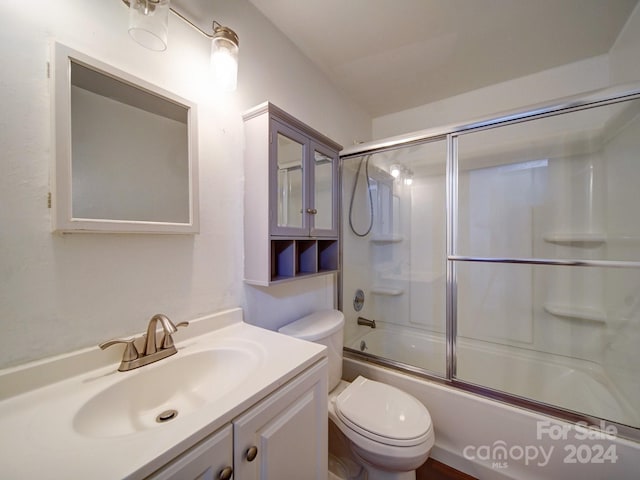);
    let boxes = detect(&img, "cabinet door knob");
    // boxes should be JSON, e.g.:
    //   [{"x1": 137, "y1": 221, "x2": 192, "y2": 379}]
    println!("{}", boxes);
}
[
  {"x1": 246, "y1": 445, "x2": 258, "y2": 462},
  {"x1": 218, "y1": 466, "x2": 233, "y2": 480},
  {"x1": 306, "y1": 208, "x2": 318, "y2": 215}
]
